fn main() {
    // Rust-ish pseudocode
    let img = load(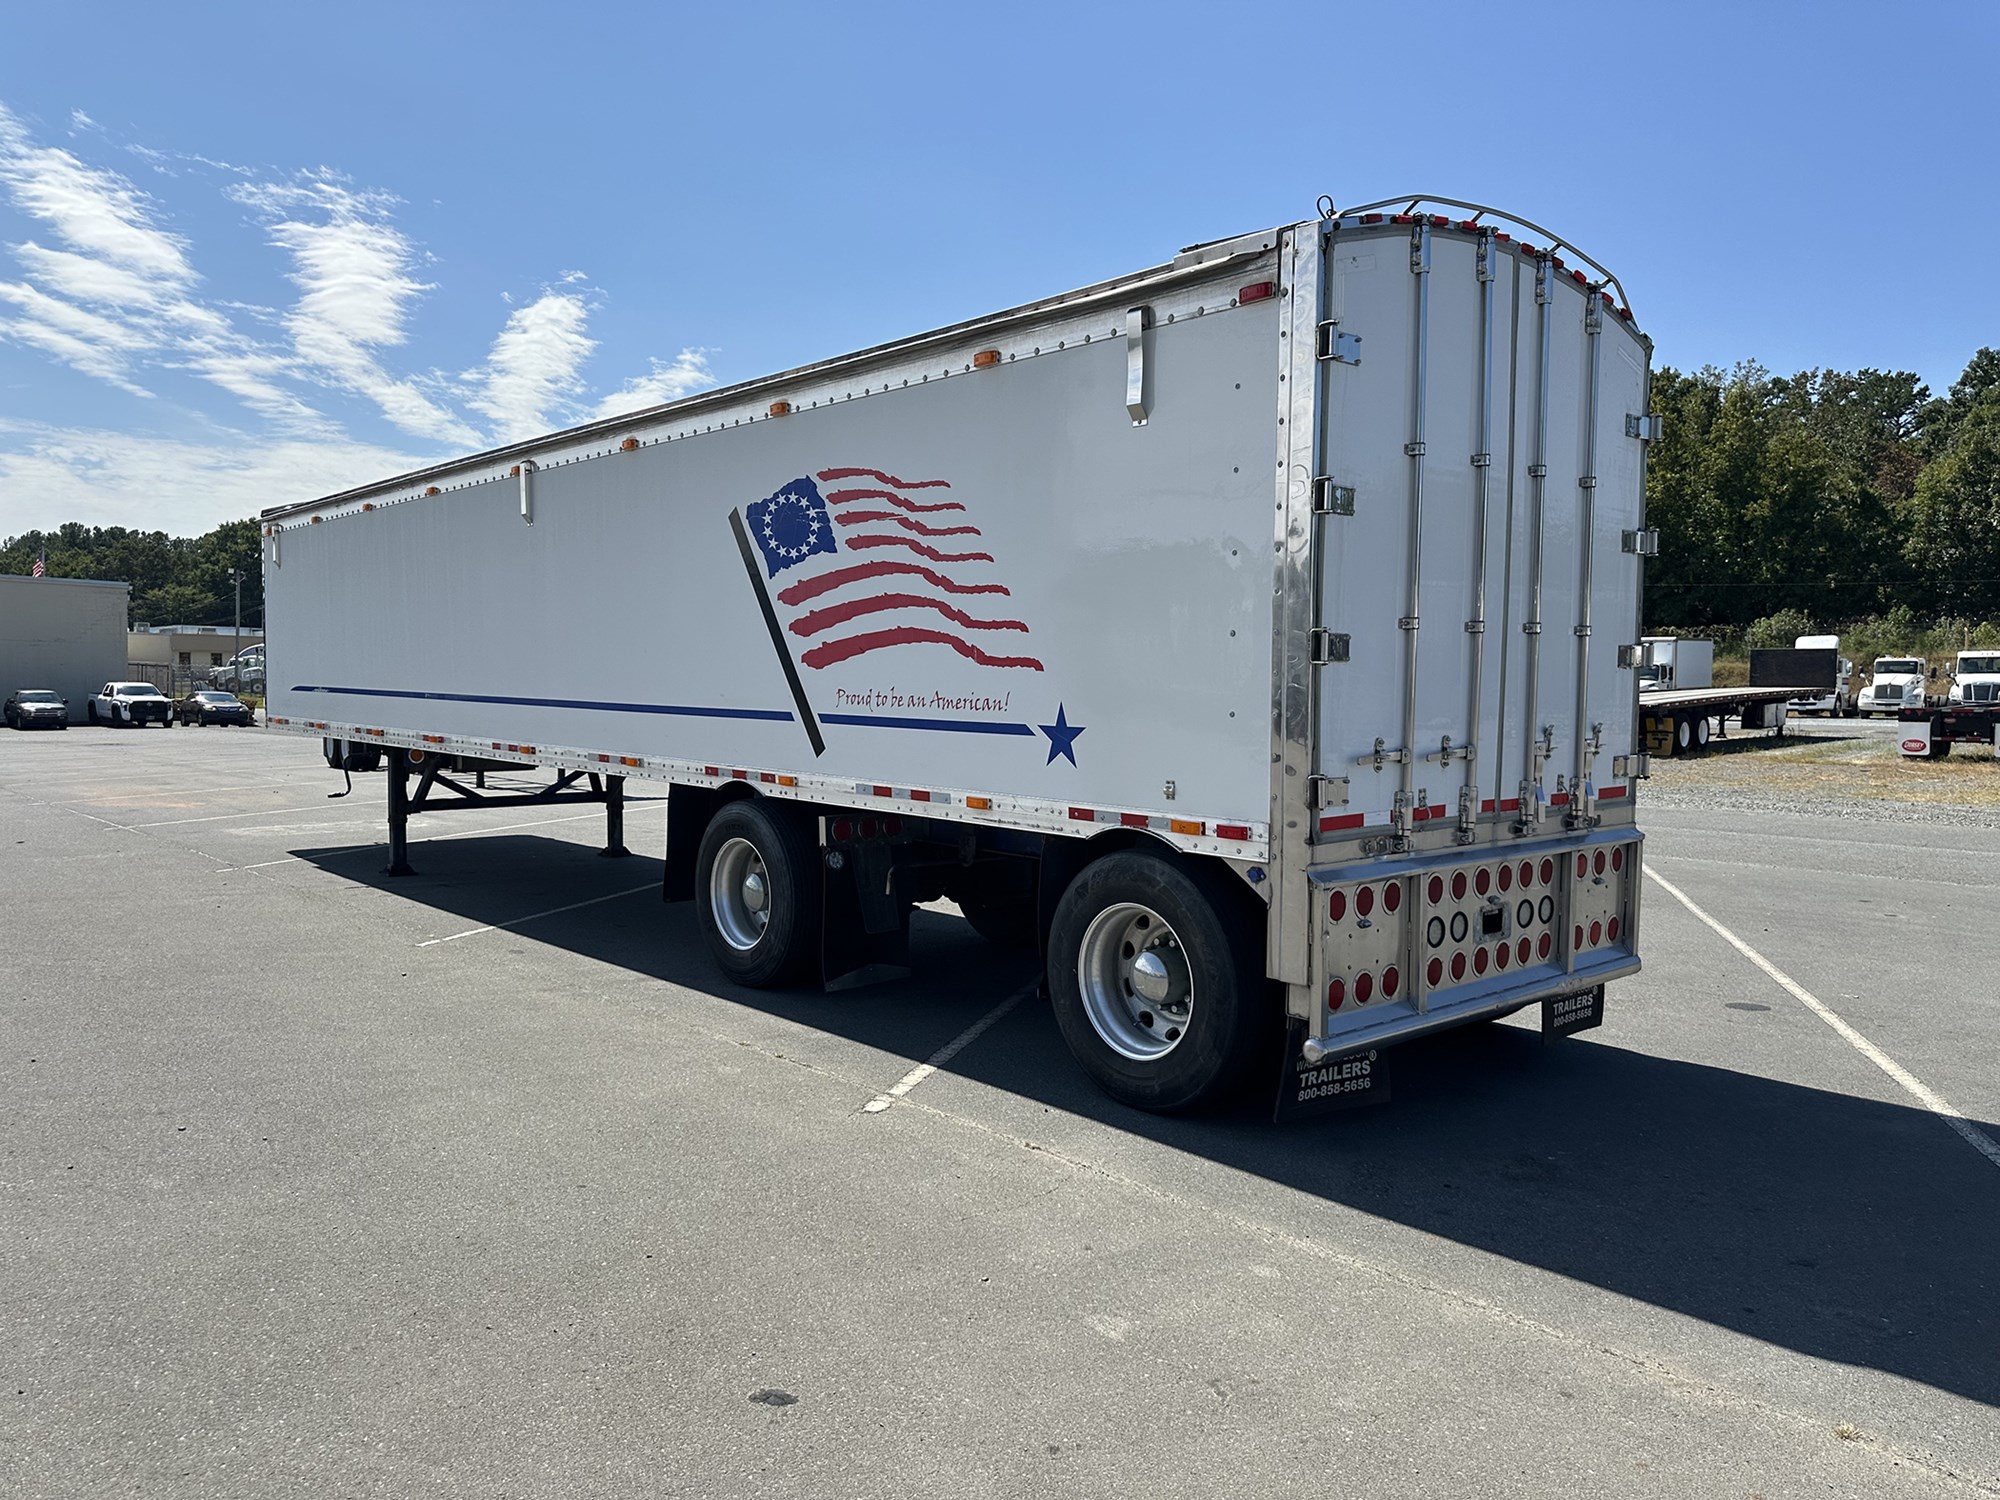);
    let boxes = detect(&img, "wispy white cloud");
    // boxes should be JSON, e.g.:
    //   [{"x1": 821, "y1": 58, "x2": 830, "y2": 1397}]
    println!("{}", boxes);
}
[
  {"x1": 466, "y1": 290, "x2": 597, "y2": 443},
  {"x1": 0, "y1": 418, "x2": 426, "y2": 538},
  {"x1": 0, "y1": 102, "x2": 717, "y2": 532},
  {"x1": 592, "y1": 348, "x2": 715, "y2": 420},
  {"x1": 232, "y1": 173, "x2": 479, "y2": 446}
]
